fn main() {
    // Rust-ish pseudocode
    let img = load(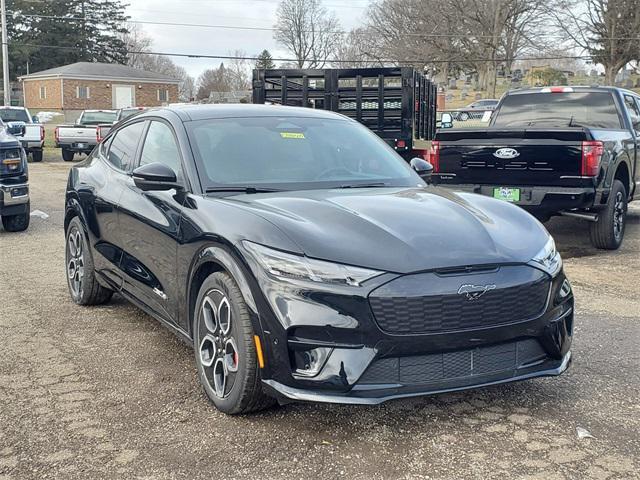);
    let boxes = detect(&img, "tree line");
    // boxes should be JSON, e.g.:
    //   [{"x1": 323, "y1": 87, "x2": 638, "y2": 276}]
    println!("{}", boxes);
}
[{"x1": 273, "y1": 0, "x2": 640, "y2": 87}]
